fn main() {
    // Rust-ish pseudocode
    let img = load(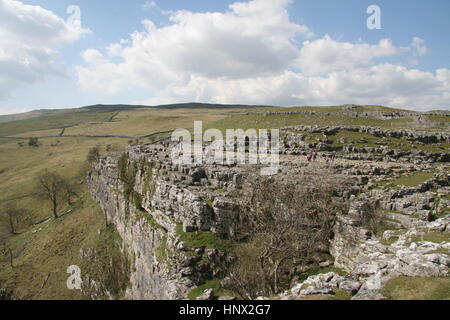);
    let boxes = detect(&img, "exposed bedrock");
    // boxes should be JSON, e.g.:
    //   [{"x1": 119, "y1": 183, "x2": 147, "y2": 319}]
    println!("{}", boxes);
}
[{"x1": 87, "y1": 132, "x2": 449, "y2": 300}]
